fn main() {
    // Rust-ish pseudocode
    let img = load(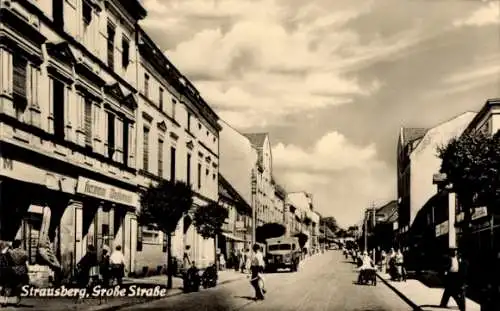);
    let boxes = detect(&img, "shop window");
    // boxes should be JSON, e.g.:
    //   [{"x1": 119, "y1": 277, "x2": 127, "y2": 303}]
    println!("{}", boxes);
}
[{"x1": 143, "y1": 227, "x2": 160, "y2": 244}]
